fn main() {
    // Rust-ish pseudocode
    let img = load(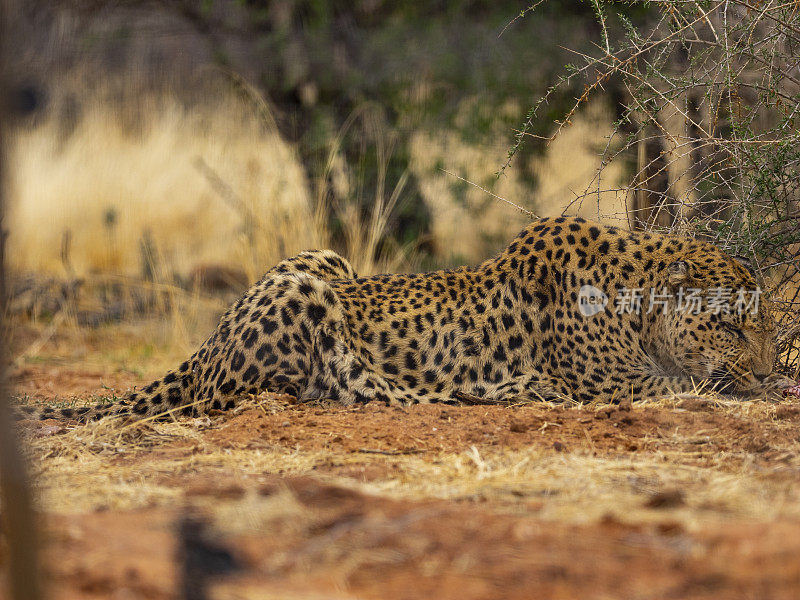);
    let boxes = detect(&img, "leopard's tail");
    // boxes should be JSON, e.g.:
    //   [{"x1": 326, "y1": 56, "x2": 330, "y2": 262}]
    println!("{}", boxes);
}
[{"x1": 15, "y1": 357, "x2": 198, "y2": 423}]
